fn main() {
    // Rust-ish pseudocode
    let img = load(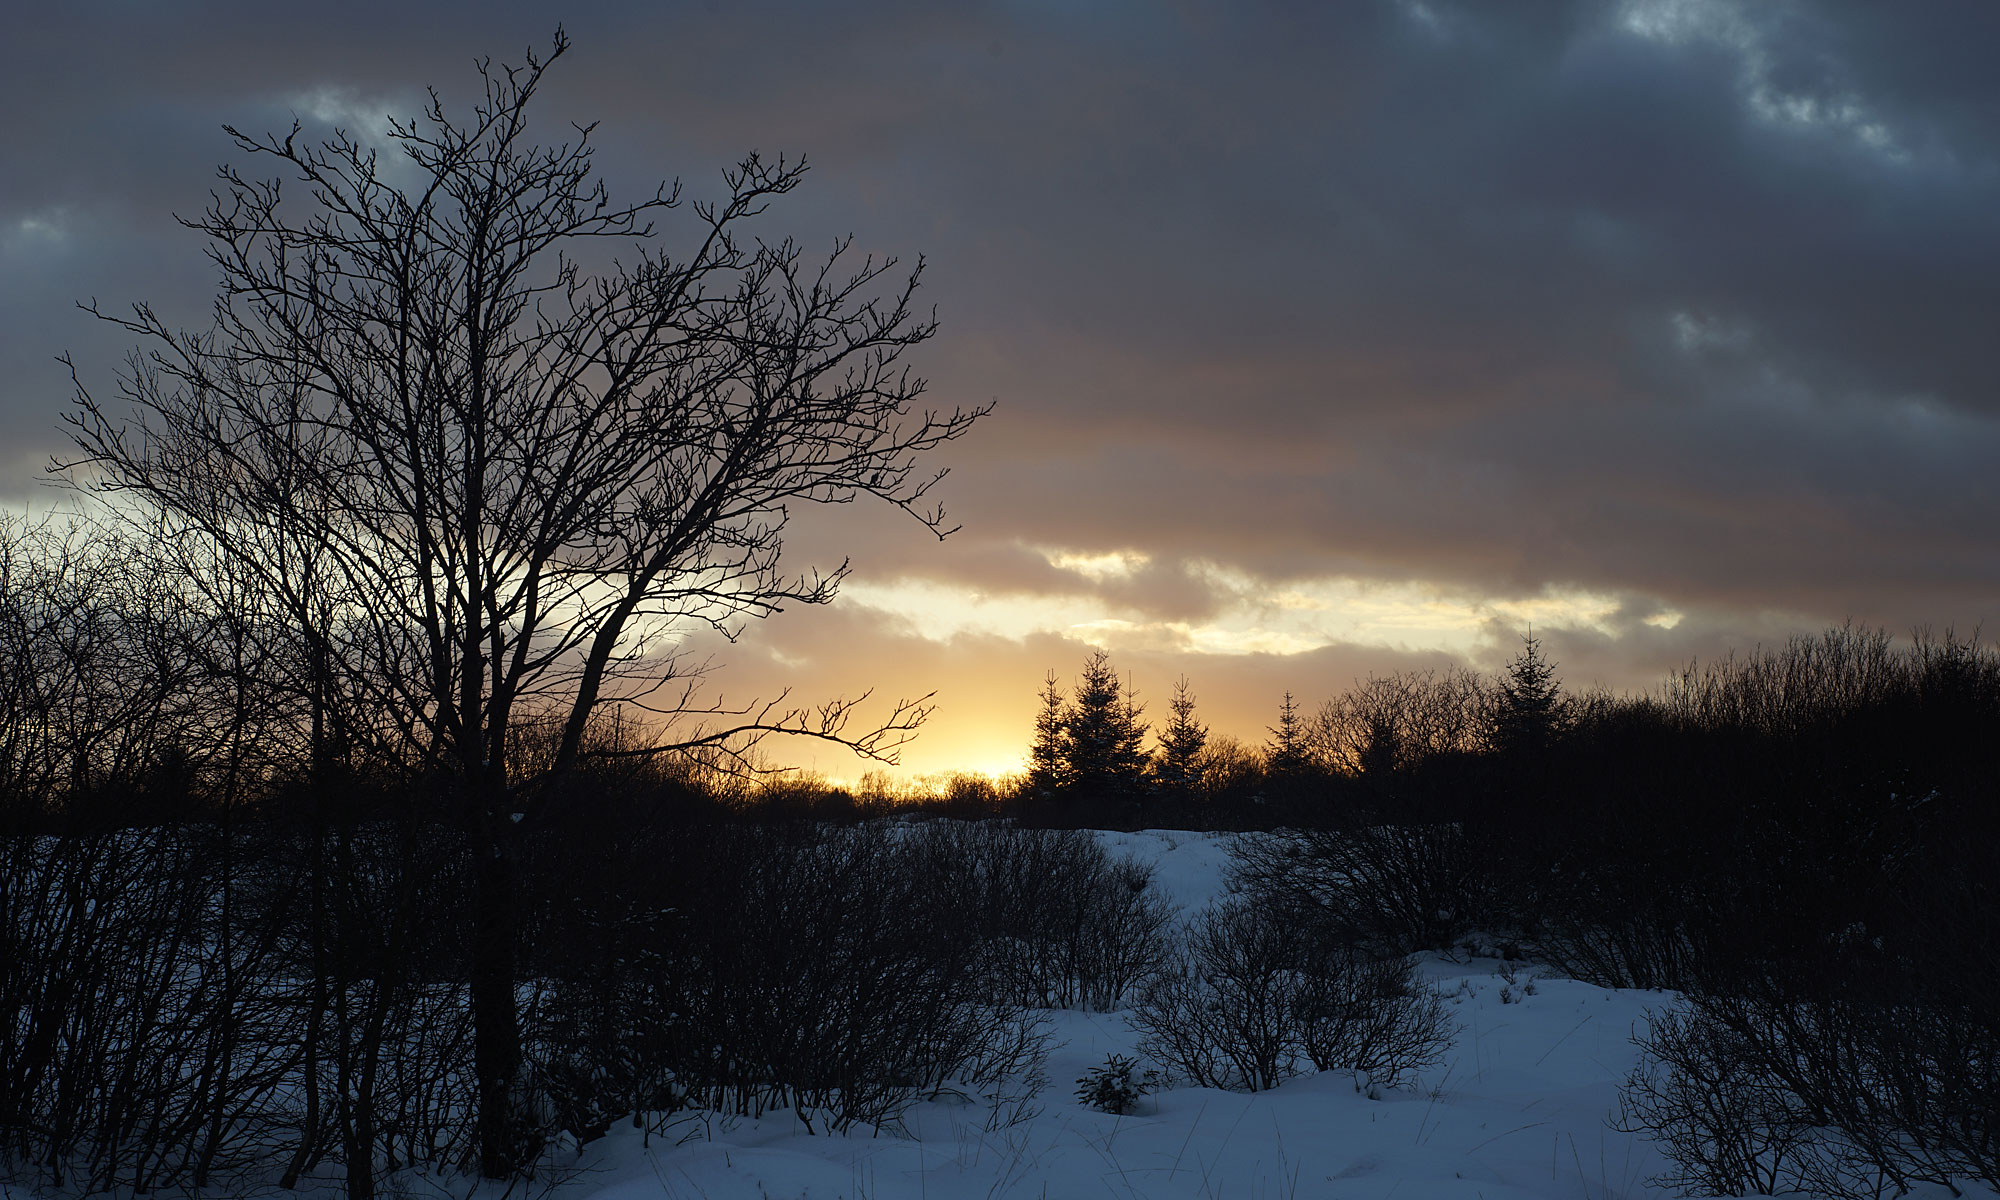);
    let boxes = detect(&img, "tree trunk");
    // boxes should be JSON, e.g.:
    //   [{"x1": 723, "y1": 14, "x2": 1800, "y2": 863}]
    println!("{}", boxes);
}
[
  {"x1": 281, "y1": 815, "x2": 328, "y2": 1190},
  {"x1": 470, "y1": 812, "x2": 524, "y2": 1179},
  {"x1": 344, "y1": 984, "x2": 386, "y2": 1200}
]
